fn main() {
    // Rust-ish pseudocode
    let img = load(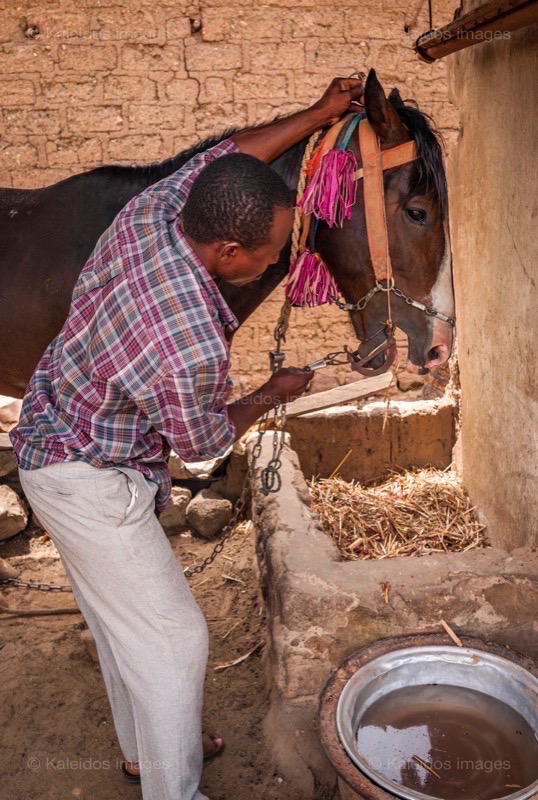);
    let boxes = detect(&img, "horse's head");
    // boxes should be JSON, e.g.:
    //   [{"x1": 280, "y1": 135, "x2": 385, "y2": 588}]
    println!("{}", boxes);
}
[{"x1": 316, "y1": 69, "x2": 454, "y2": 374}]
